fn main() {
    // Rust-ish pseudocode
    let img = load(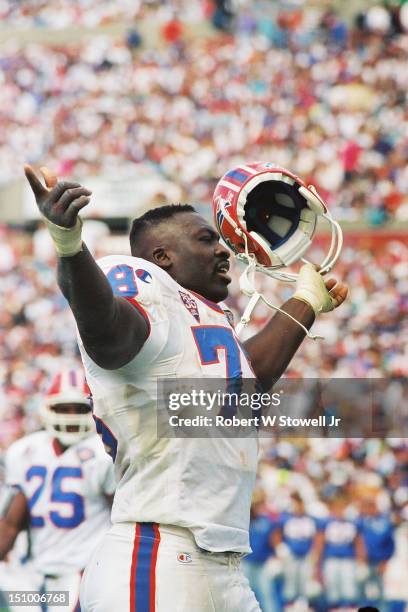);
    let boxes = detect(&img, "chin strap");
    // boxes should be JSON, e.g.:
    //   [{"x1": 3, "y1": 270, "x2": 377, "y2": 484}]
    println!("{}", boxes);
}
[{"x1": 234, "y1": 231, "x2": 324, "y2": 340}]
